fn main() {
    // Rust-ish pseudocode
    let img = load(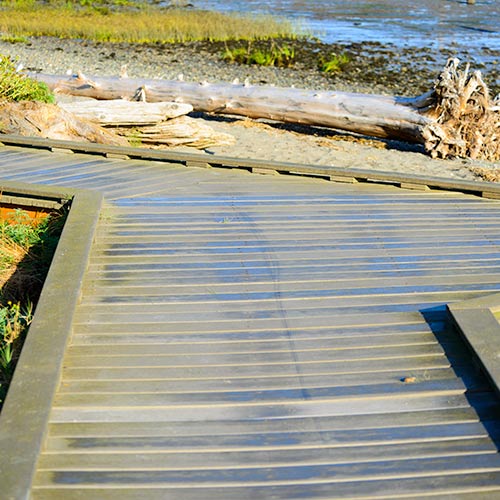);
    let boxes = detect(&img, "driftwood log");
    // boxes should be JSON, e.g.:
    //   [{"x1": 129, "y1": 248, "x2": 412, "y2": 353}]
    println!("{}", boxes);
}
[
  {"x1": 0, "y1": 98, "x2": 233, "y2": 149},
  {"x1": 57, "y1": 99, "x2": 235, "y2": 148},
  {"x1": 115, "y1": 115, "x2": 235, "y2": 148},
  {"x1": 0, "y1": 101, "x2": 128, "y2": 146},
  {"x1": 58, "y1": 99, "x2": 193, "y2": 125},
  {"x1": 33, "y1": 59, "x2": 500, "y2": 160}
]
